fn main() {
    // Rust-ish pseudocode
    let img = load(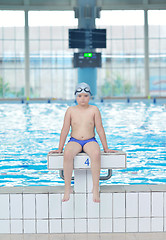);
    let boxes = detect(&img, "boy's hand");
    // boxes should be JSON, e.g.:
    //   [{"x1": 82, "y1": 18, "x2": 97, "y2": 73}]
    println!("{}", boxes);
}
[
  {"x1": 104, "y1": 148, "x2": 118, "y2": 153},
  {"x1": 48, "y1": 149, "x2": 63, "y2": 154}
]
